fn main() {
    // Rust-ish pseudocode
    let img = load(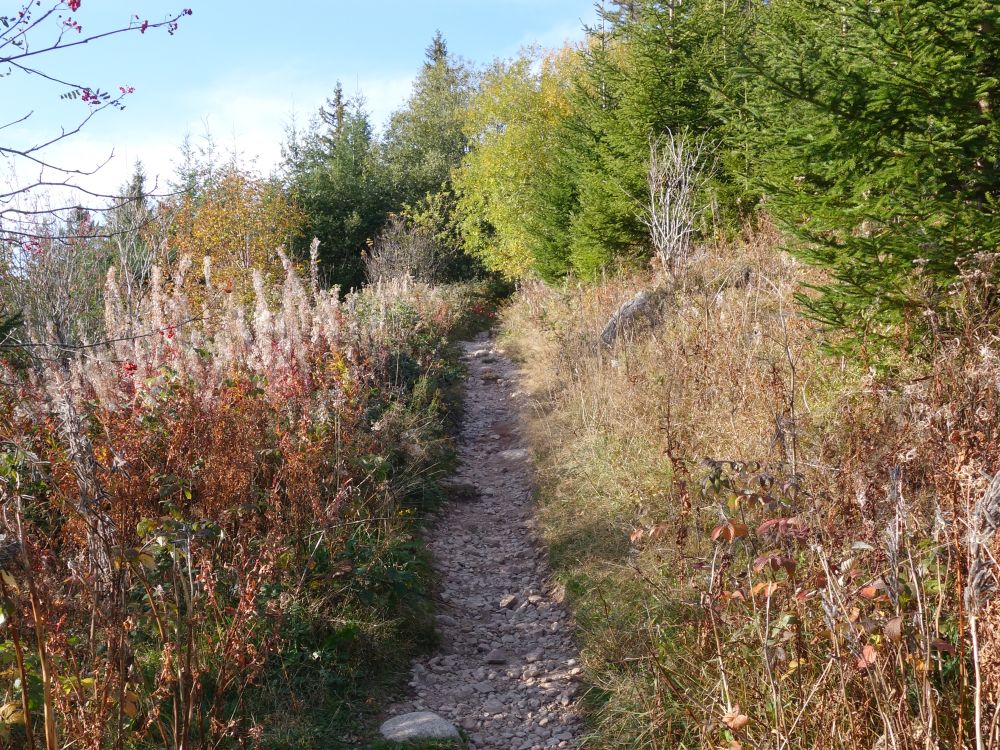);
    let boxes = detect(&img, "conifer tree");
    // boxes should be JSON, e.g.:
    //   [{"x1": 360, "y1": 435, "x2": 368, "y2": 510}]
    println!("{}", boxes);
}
[
  {"x1": 383, "y1": 31, "x2": 474, "y2": 206},
  {"x1": 742, "y1": 0, "x2": 1000, "y2": 347},
  {"x1": 546, "y1": 0, "x2": 748, "y2": 278},
  {"x1": 285, "y1": 86, "x2": 390, "y2": 290}
]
